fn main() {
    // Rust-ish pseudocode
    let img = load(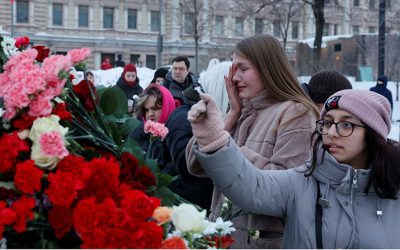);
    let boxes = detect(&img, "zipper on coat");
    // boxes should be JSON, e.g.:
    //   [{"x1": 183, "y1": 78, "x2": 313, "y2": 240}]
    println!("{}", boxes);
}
[{"x1": 350, "y1": 169, "x2": 358, "y2": 205}]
